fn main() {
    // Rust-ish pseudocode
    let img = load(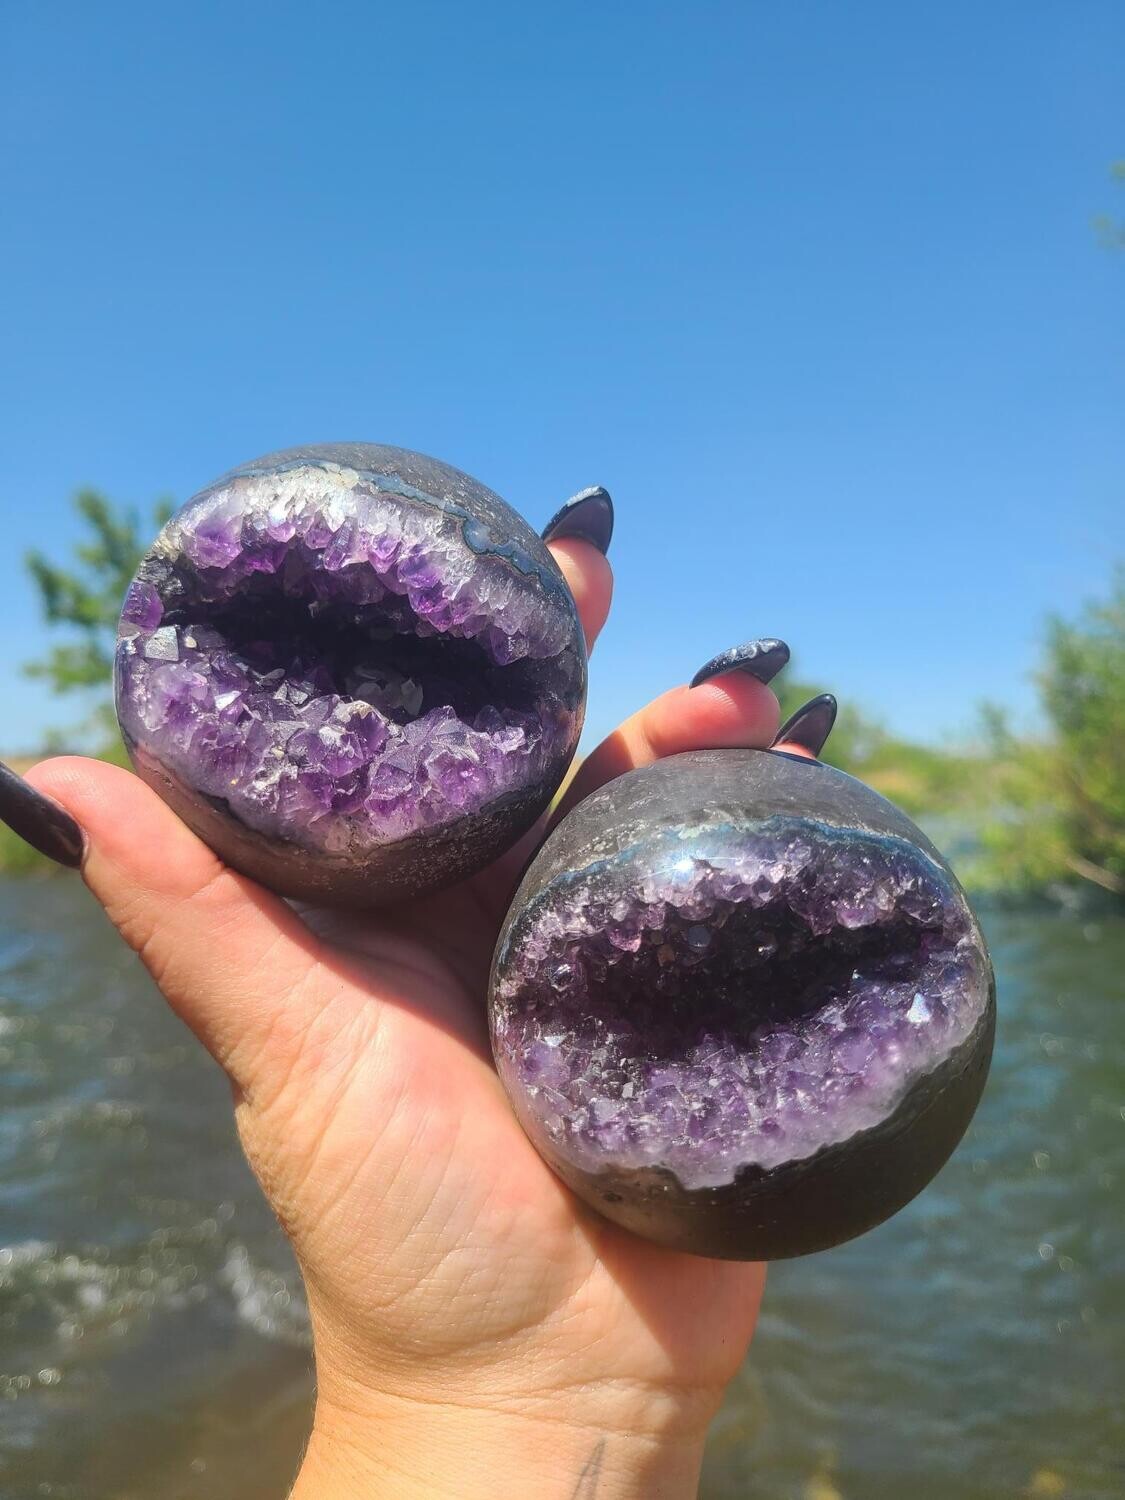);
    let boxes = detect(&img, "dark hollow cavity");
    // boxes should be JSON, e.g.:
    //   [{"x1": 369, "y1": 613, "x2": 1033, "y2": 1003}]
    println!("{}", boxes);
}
[
  {"x1": 490, "y1": 750, "x2": 995, "y2": 1260},
  {"x1": 115, "y1": 444, "x2": 587, "y2": 904}
]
